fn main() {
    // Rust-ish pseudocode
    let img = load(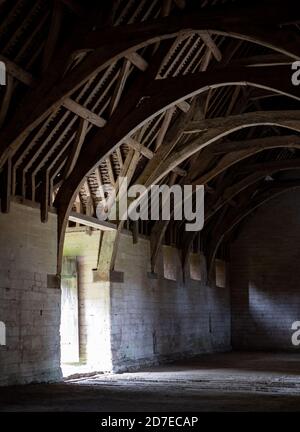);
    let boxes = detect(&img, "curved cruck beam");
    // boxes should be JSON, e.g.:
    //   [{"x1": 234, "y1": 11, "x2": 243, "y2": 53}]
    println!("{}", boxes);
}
[
  {"x1": 58, "y1": 66, "x2": 300, "y2": 203},
  {"x1": 0, "y1": 0, "x2": 299, "y2": 168},
  {"x1": 208, "y1": 158, "x2": 300, "y2": 219},
  {"x1": 152, "y1": 134, "x2": 300, "y2": 272},
  {"x1": 143, "y1": 112, "x2": 300, "y2": 188},
  {"x1": 206, "y1": 181, "x2": 300, "y2": 280},
  {"x1": 190, "y1": 136, "x2": 300, "y2": 185},
  {"x1": 54, "y1": 66, "x2": 300, "y2": 273}
]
